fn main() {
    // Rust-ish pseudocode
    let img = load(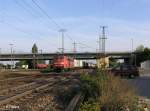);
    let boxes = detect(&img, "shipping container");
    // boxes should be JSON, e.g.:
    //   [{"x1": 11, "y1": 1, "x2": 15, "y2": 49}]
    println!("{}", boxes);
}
[{"x1": 74, "y1": 60, "x2": 83, "y2": 68}]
